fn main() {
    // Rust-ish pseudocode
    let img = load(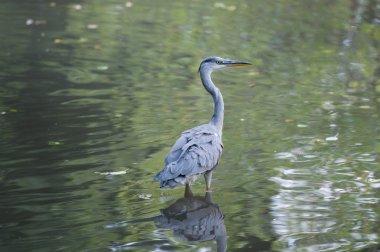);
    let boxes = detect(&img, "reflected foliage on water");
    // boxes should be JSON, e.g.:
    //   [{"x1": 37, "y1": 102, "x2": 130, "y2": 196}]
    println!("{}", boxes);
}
[{"x1": 0, "y1": 0, "x2": 380, "y2": 251}]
